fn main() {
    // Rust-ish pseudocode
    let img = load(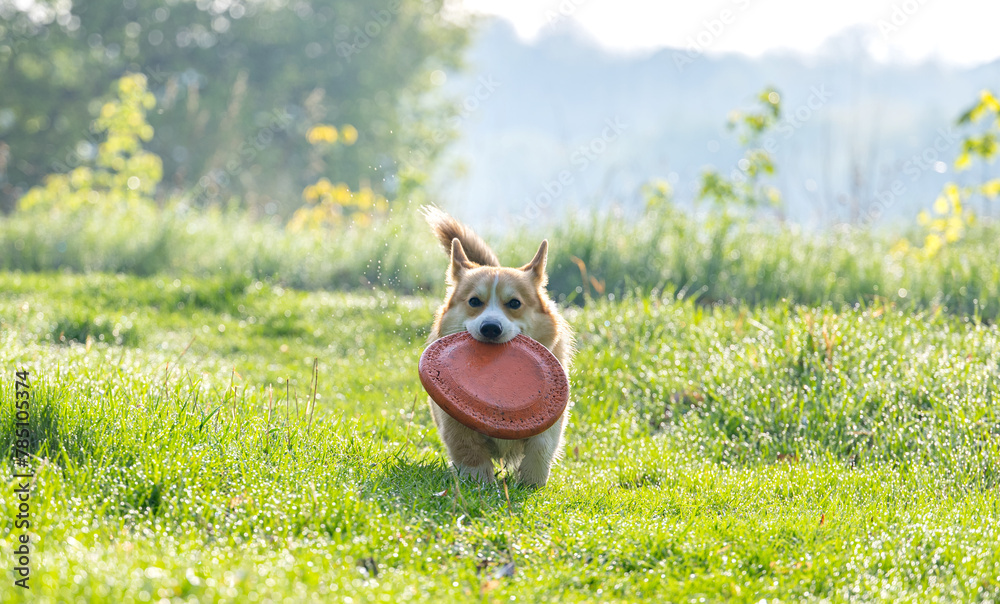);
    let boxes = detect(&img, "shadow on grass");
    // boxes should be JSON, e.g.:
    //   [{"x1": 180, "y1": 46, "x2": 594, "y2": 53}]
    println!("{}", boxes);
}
[
  {"x1": 362, "y1": 454, "x2": 541, "y2": 522},
  {"x1": 1, "y1": 385, "x2": 76, "y2": 461}
]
